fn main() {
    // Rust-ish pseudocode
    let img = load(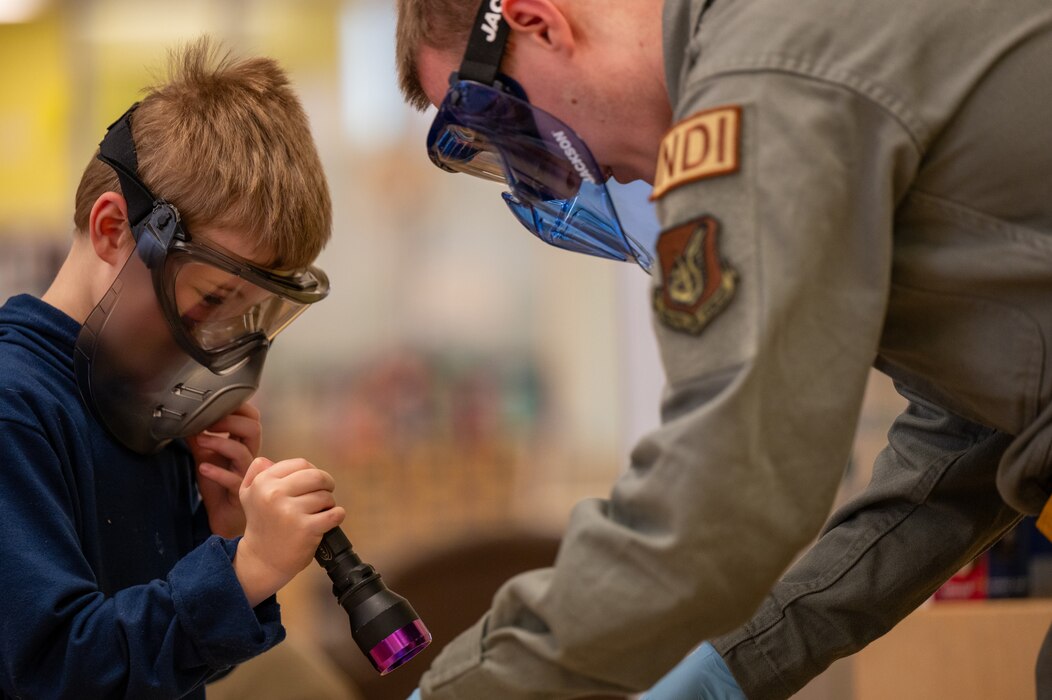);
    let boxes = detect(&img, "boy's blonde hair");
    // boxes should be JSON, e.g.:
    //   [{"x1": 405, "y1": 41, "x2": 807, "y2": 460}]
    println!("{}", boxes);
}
[
  {"x1": 396, "y1": 0, "x2": 486, "y2": 111},
  {"x1": 73, "y1": 37, "x2": 331, "y2": 269}
]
